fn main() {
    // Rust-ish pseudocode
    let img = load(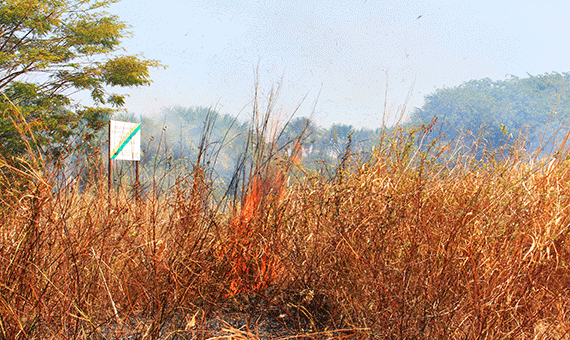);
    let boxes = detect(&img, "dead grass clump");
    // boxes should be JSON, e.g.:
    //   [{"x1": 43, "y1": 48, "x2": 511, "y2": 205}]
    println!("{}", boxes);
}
[
  {"x1": 274, "y1": 126, "x2": 570, "y2": 338},
  {"x1": 2, "y1": 102, "x2": 570, "y2": 338}
]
